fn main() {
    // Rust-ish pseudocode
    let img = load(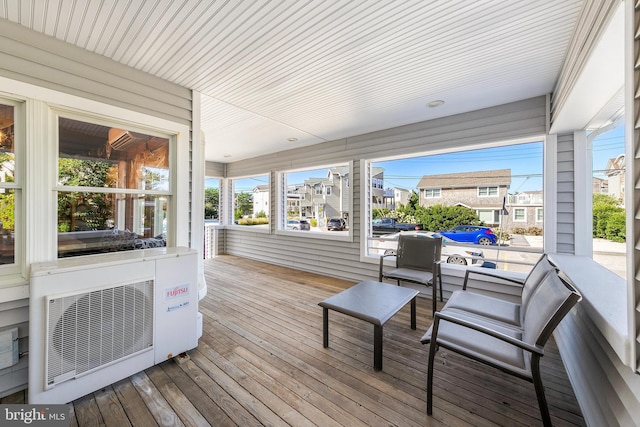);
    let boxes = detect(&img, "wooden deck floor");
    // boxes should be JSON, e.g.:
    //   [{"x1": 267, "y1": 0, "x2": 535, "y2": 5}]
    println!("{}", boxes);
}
[{"x1": 6, "y1": 255, "x2": 585, "y2": 426}]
